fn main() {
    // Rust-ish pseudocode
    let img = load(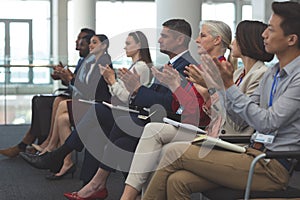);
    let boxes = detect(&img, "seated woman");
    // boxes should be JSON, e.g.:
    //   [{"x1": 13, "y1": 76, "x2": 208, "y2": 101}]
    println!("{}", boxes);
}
[
  {"x1": 33, "y1": 33, "x2": 107, "y2": 156},
  {"x1": 23, "y1": 34, "x2": 113, "y2": 179},
  {"x1": 100, "y1": 31, "x2": 153, "y2": 103},
  {"x1": 143, "y1": 2, "x2": 300, "y2": 199}
]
